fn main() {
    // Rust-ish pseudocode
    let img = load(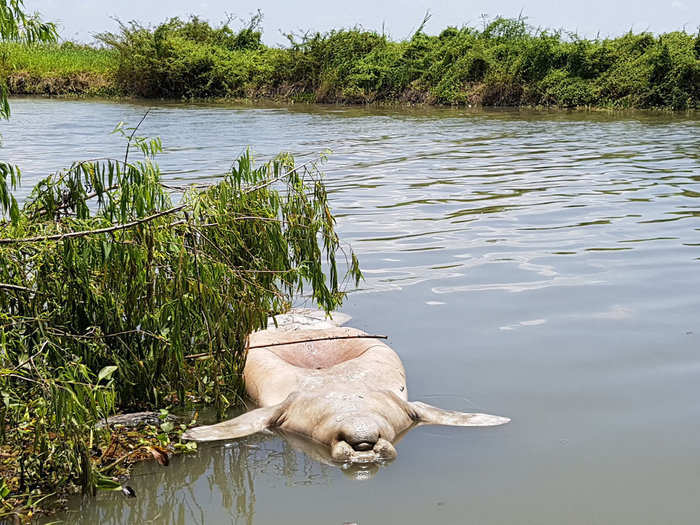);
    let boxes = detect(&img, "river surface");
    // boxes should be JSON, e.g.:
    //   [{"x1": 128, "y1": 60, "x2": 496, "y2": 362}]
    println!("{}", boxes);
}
[{"x1": 2, "y1": 99, "x2": 699, "y2": 525}]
